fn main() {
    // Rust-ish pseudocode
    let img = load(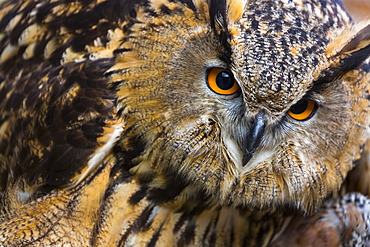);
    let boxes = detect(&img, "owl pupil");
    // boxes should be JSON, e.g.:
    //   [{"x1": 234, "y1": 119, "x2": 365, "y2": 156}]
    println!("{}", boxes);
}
[
  {"x1": 290, "y1": 100, "x2": 308, "y2": 114},
  {"x1": 216, "y1": 71, "x2": 234, "y2": 90}
]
